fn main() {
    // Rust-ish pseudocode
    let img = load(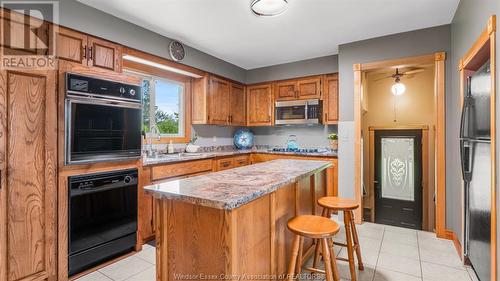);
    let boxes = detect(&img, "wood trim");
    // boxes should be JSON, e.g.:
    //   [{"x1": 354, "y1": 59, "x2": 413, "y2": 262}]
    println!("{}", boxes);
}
[
  {"x1": 360, "y1": 54, "x2": 435, "y2": 71},
  {"x1": 422, "y1": 129, "x2": 429, "y2": 231},
  {"x1": 368, "y1": 130, "x2": 375, "y2": 222},
  {"x1": 445, "y1": 230, "x2": 463, "y2": 261},
  {"x1": 369, "y1": 125, "x2": 429, "y2": 131},
  {"x1": 435, "y1": 55, "x2": 446, "y2": 238},
  {"x1": 354, "y1": 53, "x2": 446, "y2": 233},
  {"x1": 353, "y1": 65, "x2": 363, "y2": 224}
]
